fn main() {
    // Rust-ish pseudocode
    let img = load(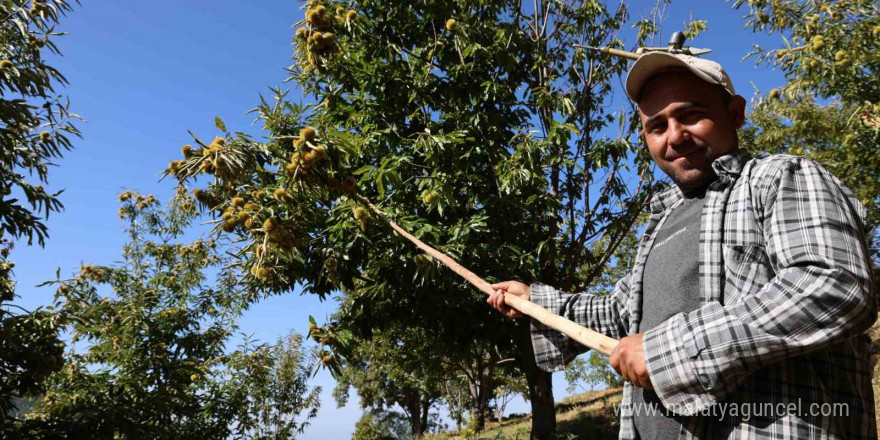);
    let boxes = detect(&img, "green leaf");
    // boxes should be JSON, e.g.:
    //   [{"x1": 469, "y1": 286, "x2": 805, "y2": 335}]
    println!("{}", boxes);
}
[
  {"x1": 353, "y1": 165, "x2": 375, "y2": 176},
  {"x1": 214, "y1": 116, "x2": 227, "y2": 132}
]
